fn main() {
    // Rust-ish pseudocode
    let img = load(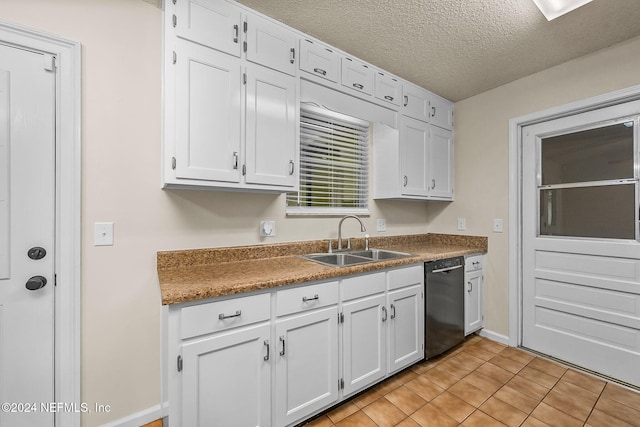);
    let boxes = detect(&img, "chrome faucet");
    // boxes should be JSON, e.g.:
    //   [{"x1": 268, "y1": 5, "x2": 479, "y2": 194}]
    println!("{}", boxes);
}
[{"x1": 337, "y1": 215, "x2": 367, "y2": 250}]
